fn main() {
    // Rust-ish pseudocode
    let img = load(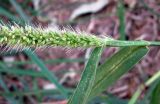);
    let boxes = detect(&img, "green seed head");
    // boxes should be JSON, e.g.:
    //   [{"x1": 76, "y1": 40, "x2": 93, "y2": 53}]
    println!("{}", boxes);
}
[{"x1": 0, "y1": 25, "x2": 109, "y2": 48}]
